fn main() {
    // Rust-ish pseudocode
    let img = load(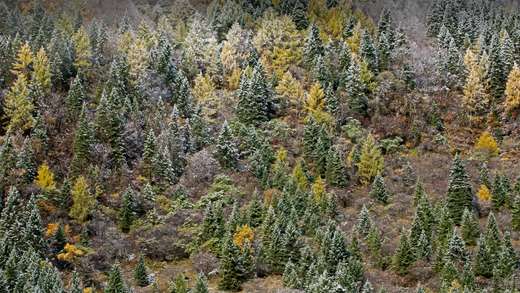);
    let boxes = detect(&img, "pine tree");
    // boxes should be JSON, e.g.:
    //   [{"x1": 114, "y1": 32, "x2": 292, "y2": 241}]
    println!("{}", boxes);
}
[
  {"x1": 512, "y1": 195, "x2": 520, "y2": 231},
  {"x1": 70, "y1": 107, "x2": 92, "y2": 176},
  {"x1": 325, "y1": 147, "x2": 348, "y2": 187},
  {"x1": 215, "y1": 121, "x2": 239, "y2": 169},
  {"x1": 505, "y1": 63, "x2": 520, "y2": 116},
  {"x1": 120, "y1": 188, "x2": 136, "y2": 233},
  {"x1": 66, "y1": 77, "x2": 87, "y2": 119},
  {"x1": 192, "y1": 273, "x2": 209, "y2": 293},
  {"x1": 356, "y1": 205, "x2": 372, "y2": 237},
  {"x1": 357, "y1": 134, "x2": 384, "y2": 185},
  {"x1": 105, "y1": 264, "x2": 128, "y2": 293},
  {"x1": 343, "y1": 60, "x2": 368, "y2": 115},
  {"x1": 446, "y1": 153, "x2": 473, "y2": 223},
  {"x1": 4, "y1": 74, "x2": 34, "y2": 133},
  {"x1": 360, "y1": 31, "x2": 378, "y2": 73},
  {"x1": 370, "y1": 174, "x2": 390, "y2": 204},
  {"x1": 303, "y1": 24, "x2": 324, "y2": 68},
  {"x1": 133, "y1": 255, "x2": 149, "y2": 287},
  {"x1": 393, "y1": 230, "x2": 414, "y2": 275},
  {"x1": 474, "y1": 234, "x2": 493, "y2": 277},
  {"x1": 218, "y1": 232, "x2": 241, "y2": 291},
  {"x1": 69, "y1": 176, "x2": 95, "y2": 223},
  {"x1": 460, "y1": 208, "x2": 479, "y2": 246},
  {"x1": 168, "y1": 273, "x2": 188, "y2": 293},
  {"x1": 236, "y1": 62, "x2": 273, "y2": 125},
  {"x1": 16, "y1": 137, "x2": 37, "y2": 184}
]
